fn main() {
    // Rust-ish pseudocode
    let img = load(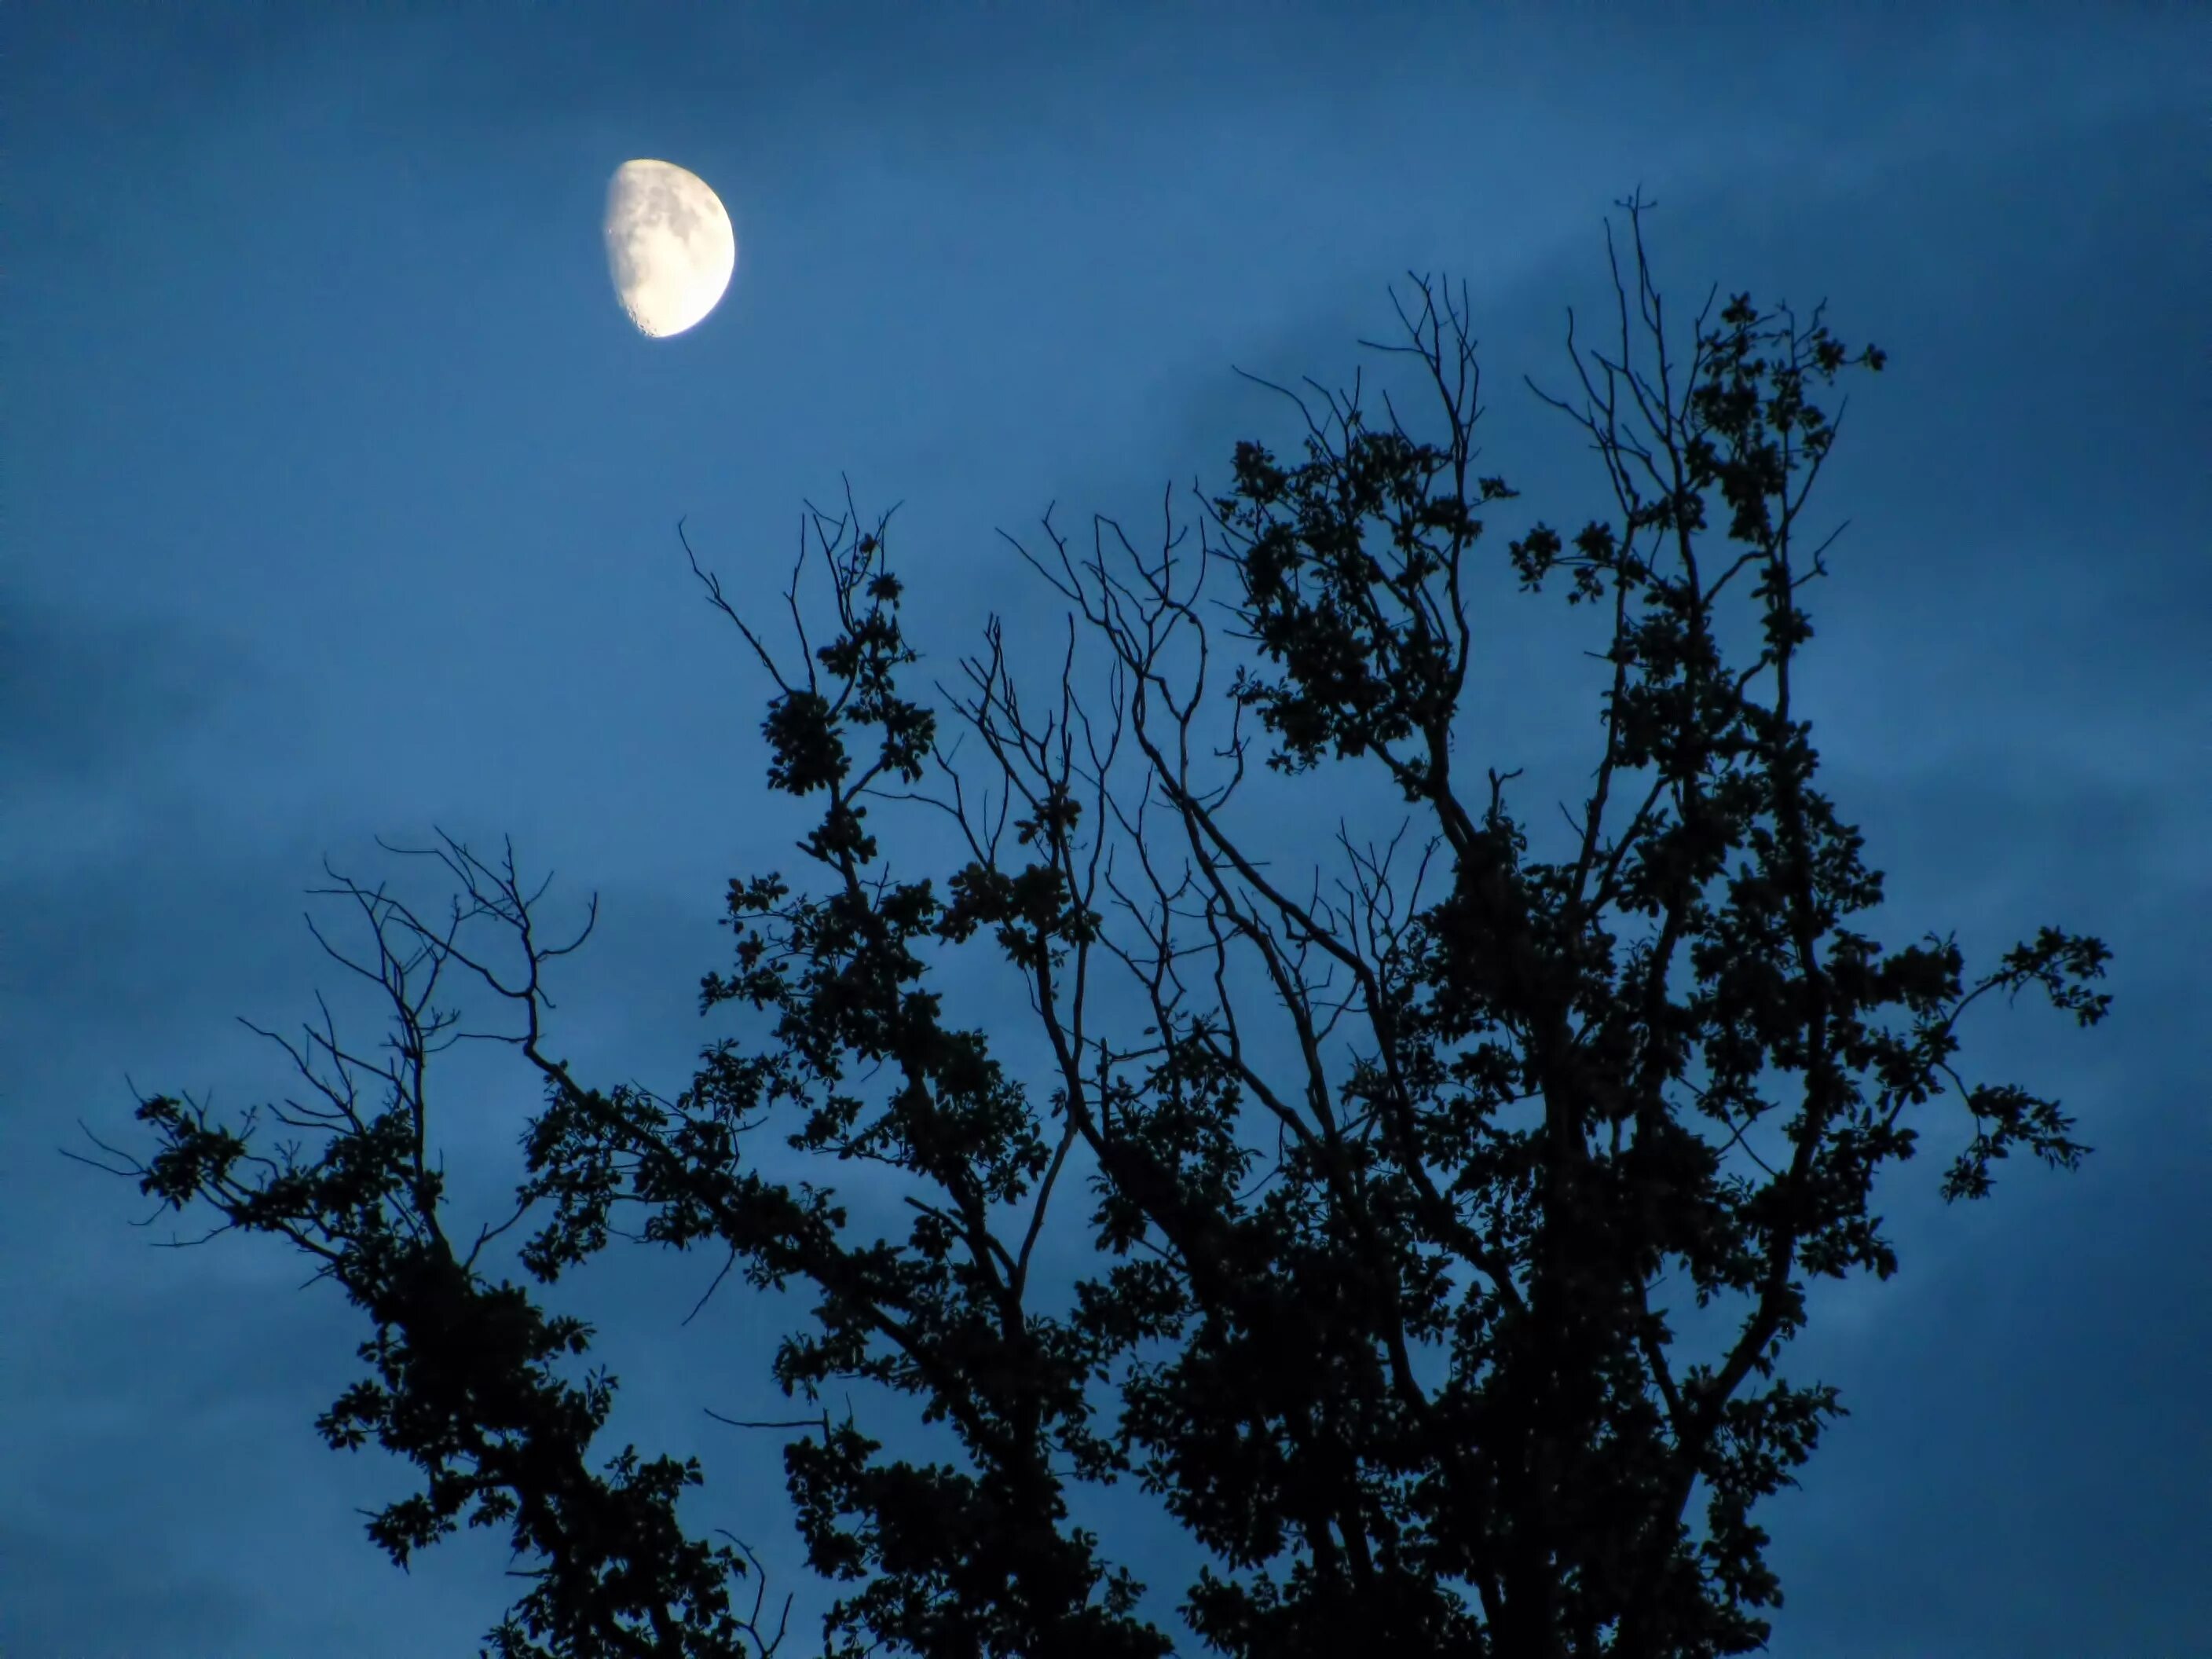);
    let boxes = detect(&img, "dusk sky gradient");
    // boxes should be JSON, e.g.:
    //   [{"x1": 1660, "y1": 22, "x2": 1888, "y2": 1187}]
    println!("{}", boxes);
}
[{"x1": 5, "y1": 6, "x2": 2207, "y2": 1656}]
